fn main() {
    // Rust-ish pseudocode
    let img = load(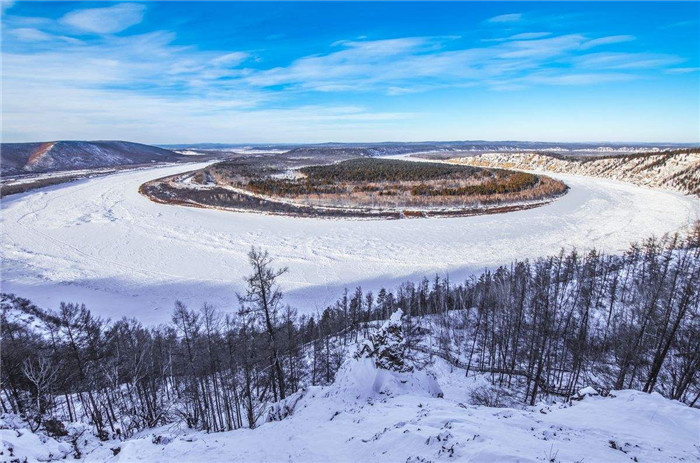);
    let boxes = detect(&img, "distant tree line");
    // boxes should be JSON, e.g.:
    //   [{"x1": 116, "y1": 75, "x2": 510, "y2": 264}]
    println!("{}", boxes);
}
[{"x1": 2, "y1": 228, "x2": 698, "y2": 442}]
